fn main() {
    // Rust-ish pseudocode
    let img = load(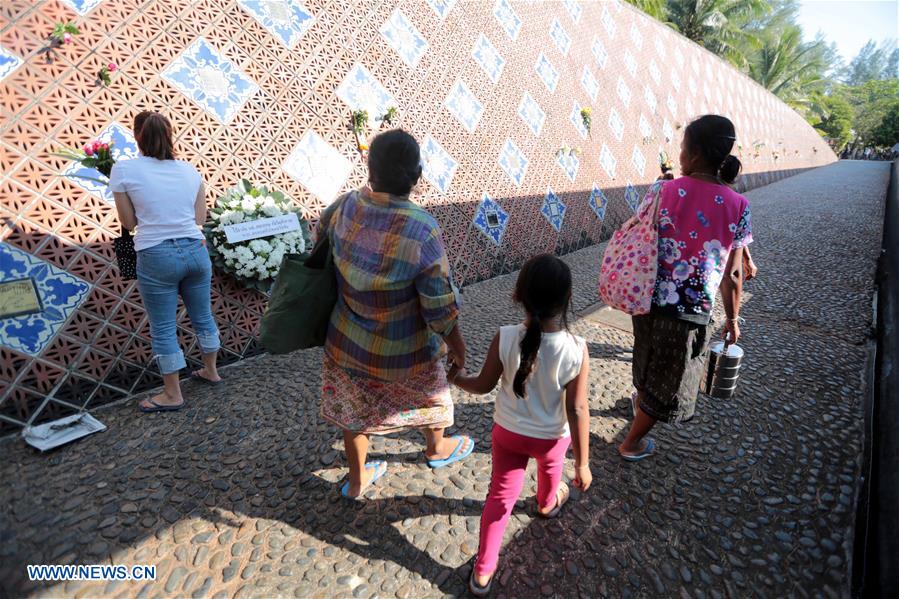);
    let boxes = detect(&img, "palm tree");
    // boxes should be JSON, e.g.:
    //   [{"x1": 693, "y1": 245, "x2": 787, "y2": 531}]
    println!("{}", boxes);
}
[
  {"x1": 666, "y1": 0, "x2": 771, "y2": 68},
  {"x1": 749, "y1": 26, "x2": 829, "y2": 109},
  {"x1": 625, "y1": 0, "x2": 668, "y2": 21}
]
